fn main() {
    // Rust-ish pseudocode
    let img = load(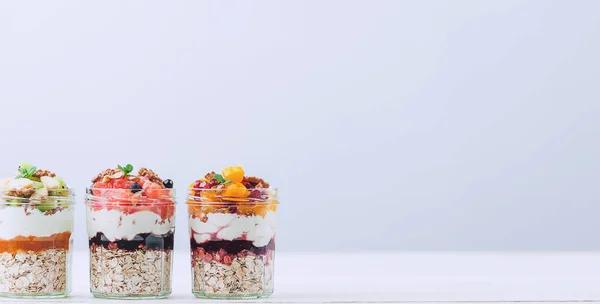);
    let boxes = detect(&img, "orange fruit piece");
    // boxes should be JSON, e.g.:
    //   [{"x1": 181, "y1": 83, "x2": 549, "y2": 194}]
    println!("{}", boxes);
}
[
  {"x1": 222, "y1": 182, "x2": 249, "y2": 199},
  {"x1": 238, "y1": 204, "x2": 255, "y2": 216},
  {"x1": 253, "y1": 205, "x2": 268, "y2": 217},
  {"x1": 268, "y1": 203, "x2": 278, "y2": 212},
  {"x1": 200, "y1": 190, "x2": 218, "y2": 202},
  {"x1": 222, "y1": 166, "x2": 245, "y2": 183}
]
